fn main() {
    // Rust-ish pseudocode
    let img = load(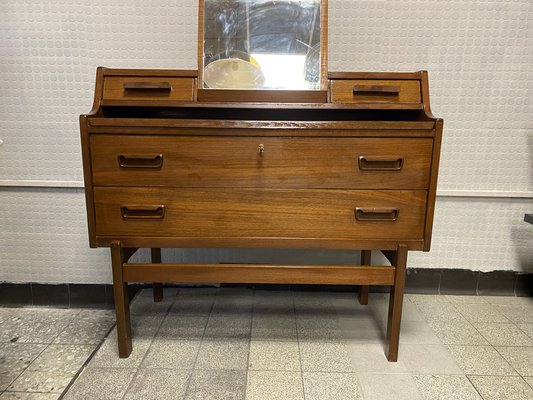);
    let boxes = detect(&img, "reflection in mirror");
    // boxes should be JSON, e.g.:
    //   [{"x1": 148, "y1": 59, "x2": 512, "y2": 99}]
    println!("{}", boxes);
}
[{"x1": 202, "y1": 0, "x2": 321, "y2": 90}]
